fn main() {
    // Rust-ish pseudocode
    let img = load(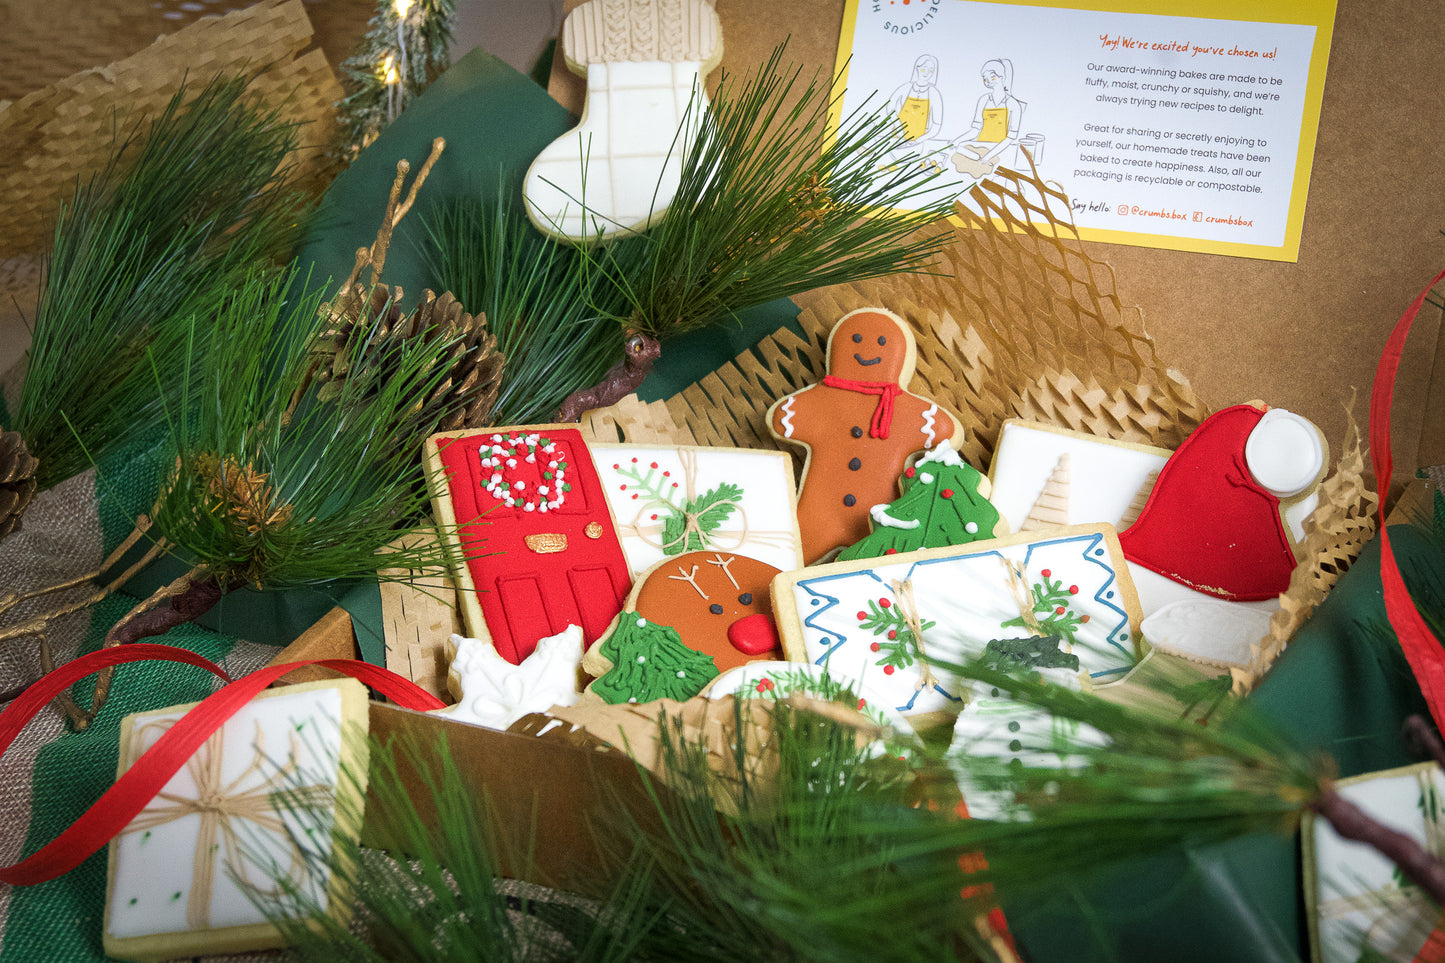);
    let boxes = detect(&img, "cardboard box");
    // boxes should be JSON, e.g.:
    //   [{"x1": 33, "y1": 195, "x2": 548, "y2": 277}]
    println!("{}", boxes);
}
[{"x1": 277, "y1": 0, "x2": 1435, "y2": 905}]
